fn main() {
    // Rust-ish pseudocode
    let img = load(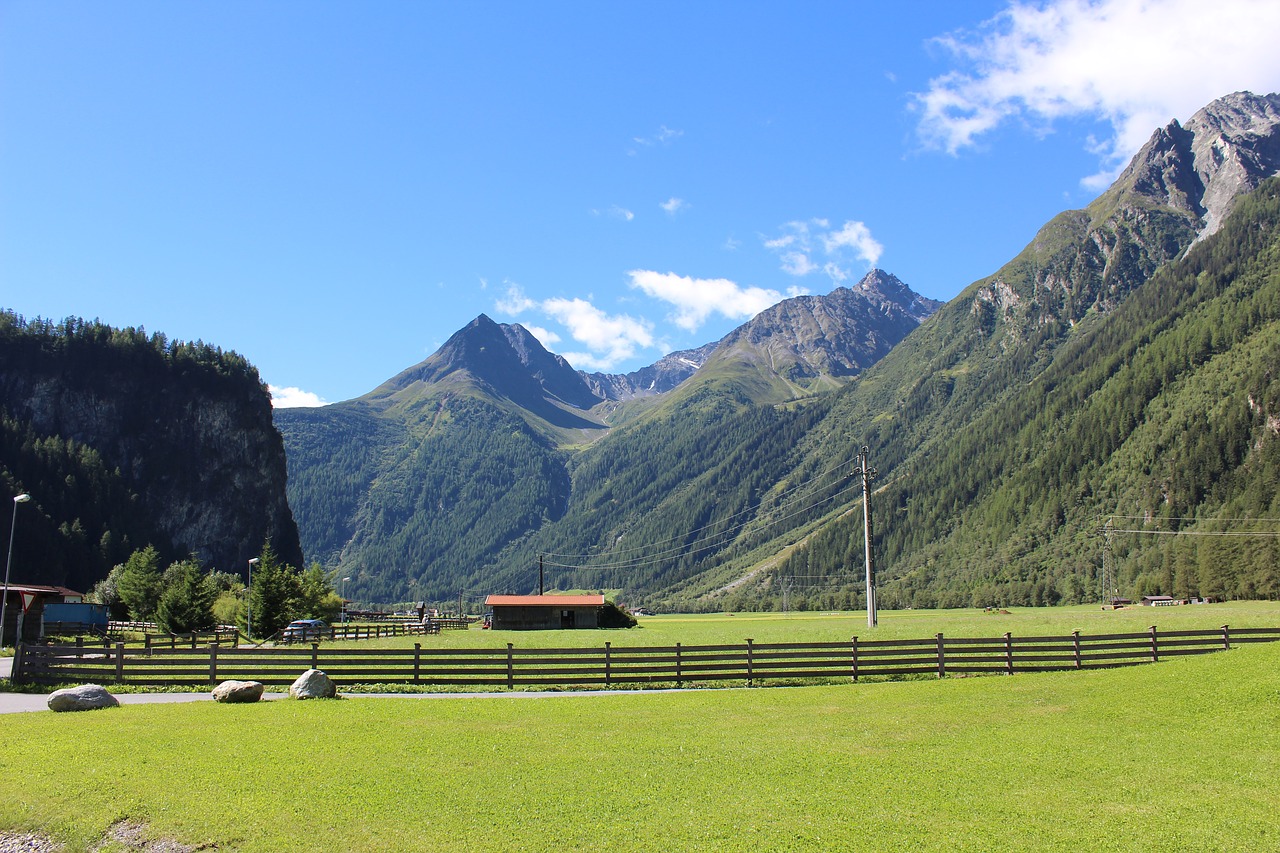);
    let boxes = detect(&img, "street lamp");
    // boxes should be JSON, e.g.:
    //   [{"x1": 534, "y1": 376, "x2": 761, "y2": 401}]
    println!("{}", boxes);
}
[
  {"x1": 2, "y1": 494, "x2": 32, "y2": 648},
  {"x1": 246, "y1": 557, "x2": 260, "y2": 639},
  {"x1": 341, "y1": 577, "x2": 351, "y2": 623}
]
